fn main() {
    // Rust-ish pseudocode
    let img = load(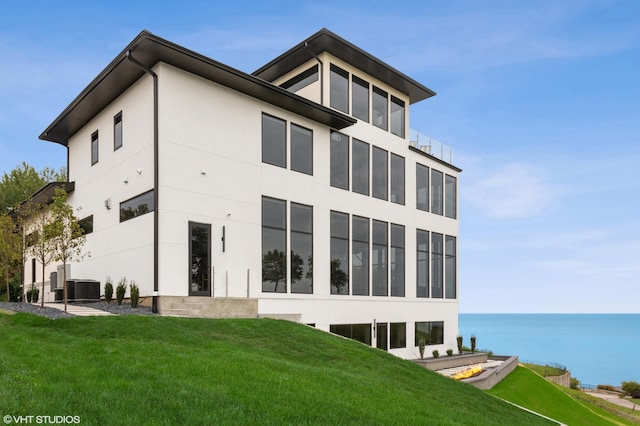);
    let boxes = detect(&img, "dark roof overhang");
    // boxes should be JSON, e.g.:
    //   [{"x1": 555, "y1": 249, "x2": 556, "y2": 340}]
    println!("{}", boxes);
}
[
  {"x1": 253, "y1": 28, "x2": 436, "y2": 104},
  {"x1": 40, "y1": 31, "x2": 356, "y2": 146},
  {"x1": 8, "y1": 181, "x2": 75, "y2": 220}
]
